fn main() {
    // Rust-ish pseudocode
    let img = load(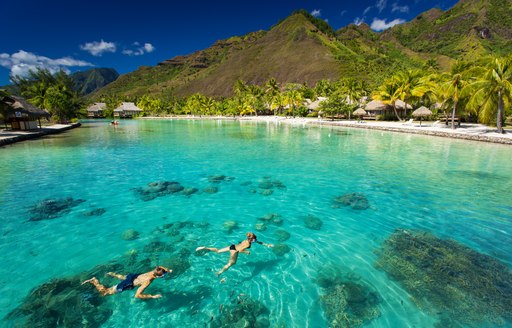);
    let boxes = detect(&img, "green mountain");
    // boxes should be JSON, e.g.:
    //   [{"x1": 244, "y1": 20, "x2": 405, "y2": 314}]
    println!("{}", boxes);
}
[
  {"x1": 71, "y1": 68, "x2": 119, "y2": 95},
  {"x1": 384, "y1": 0, "x2": 512, "y2": 60},
  {"x1": 93, "y1": 0, "x2": 512, "y2": 99}
]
